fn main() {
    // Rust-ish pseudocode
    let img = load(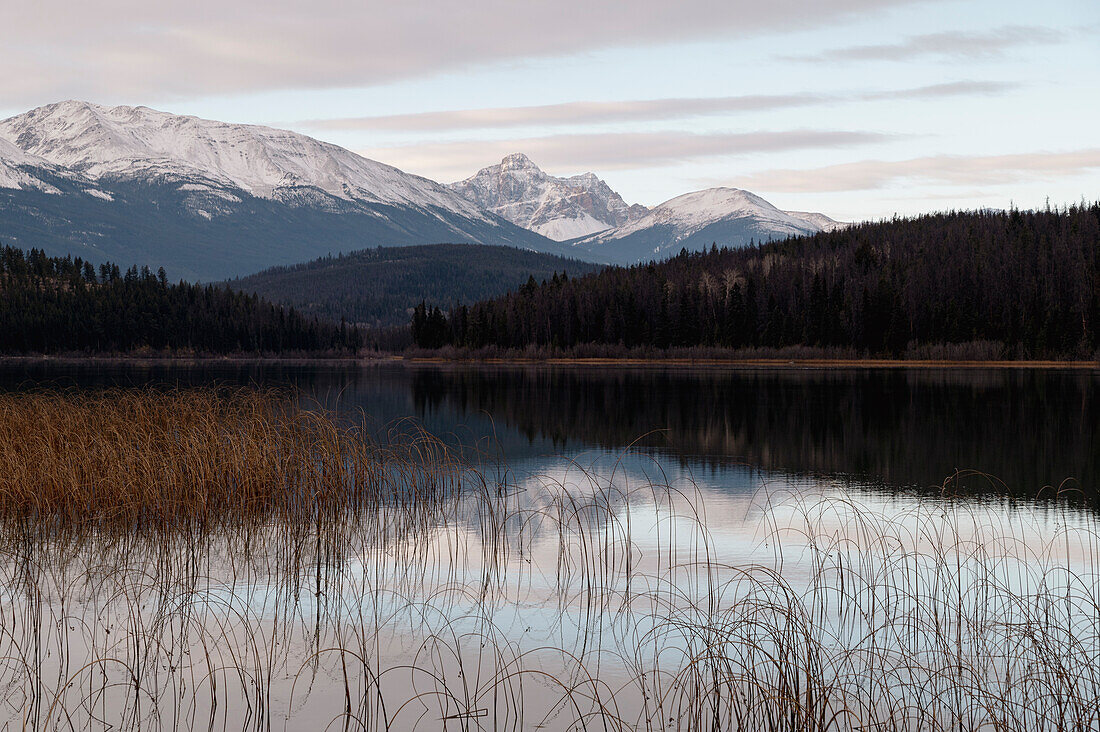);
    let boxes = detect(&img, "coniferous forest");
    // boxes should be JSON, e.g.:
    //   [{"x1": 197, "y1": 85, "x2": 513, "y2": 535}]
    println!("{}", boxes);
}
[
  {"x1": 415, "y1": 205, "x2": 1100, "y2": 359},
  {"x1": 0, "y1": 246, "x2": 360, "y2": 354},
  {"x1": 227, "y1": 243, "x2": 601, "y2": 328}
]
